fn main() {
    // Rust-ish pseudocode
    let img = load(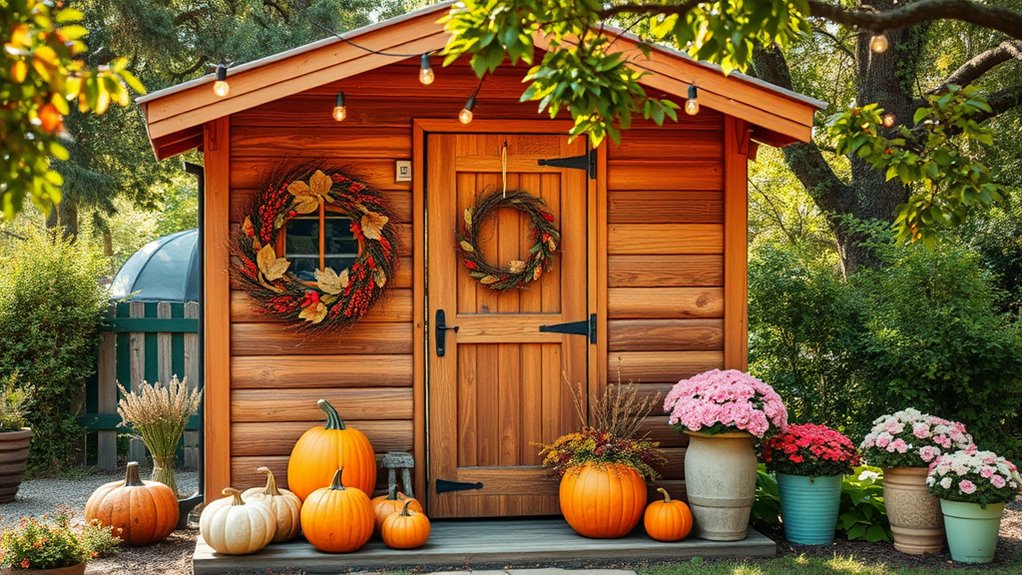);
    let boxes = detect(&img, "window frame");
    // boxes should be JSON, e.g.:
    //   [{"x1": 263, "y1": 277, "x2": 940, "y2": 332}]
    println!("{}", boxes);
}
[{"x1": 276, "y1": 203, "x2": 361, "y2": 276}]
